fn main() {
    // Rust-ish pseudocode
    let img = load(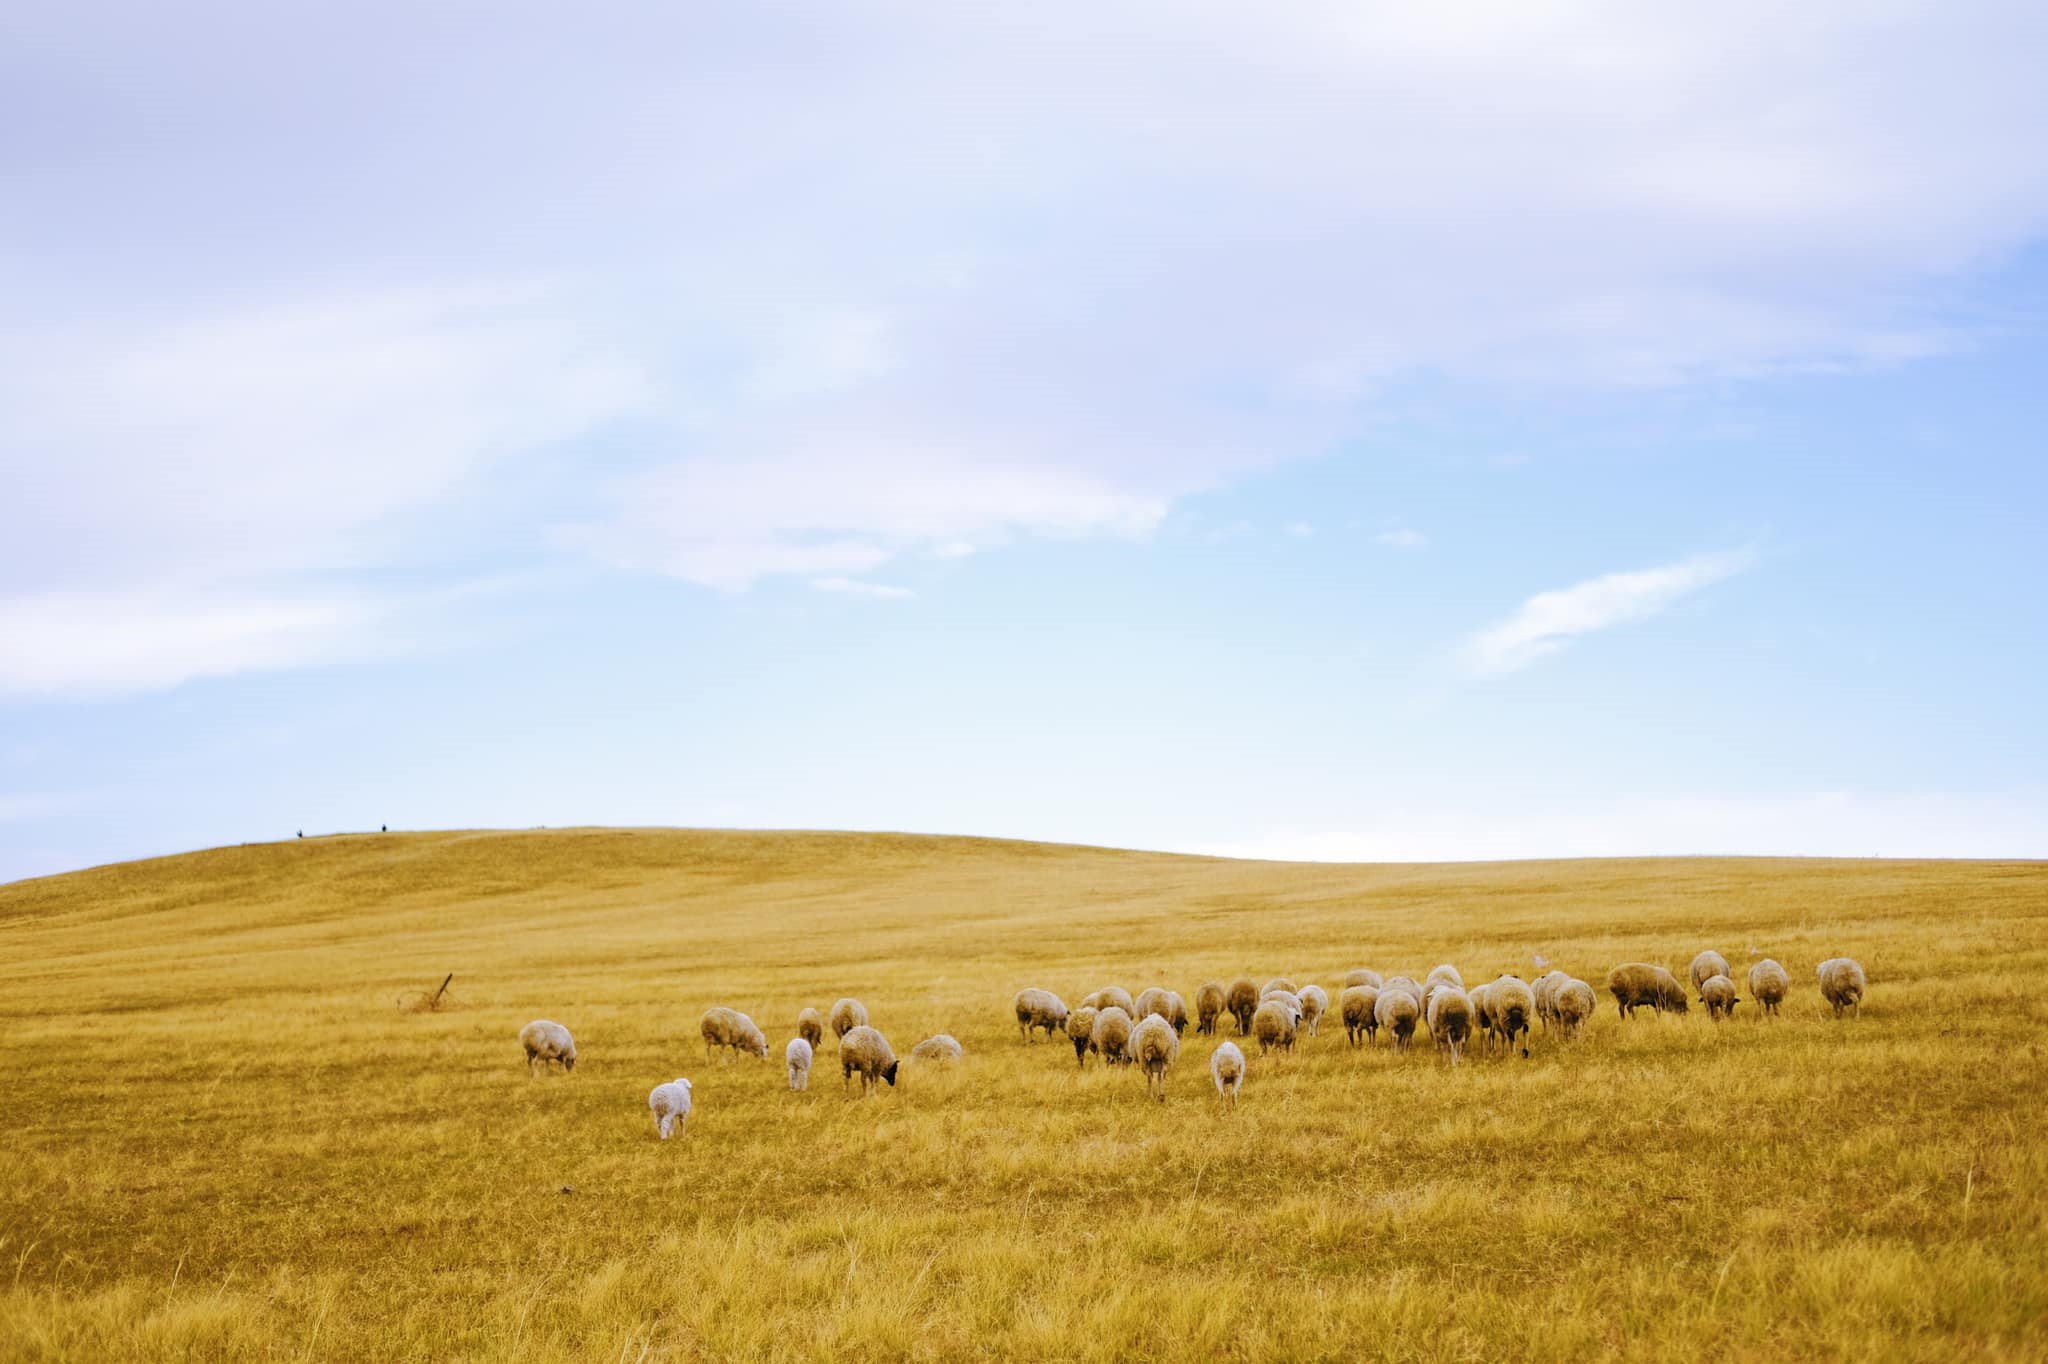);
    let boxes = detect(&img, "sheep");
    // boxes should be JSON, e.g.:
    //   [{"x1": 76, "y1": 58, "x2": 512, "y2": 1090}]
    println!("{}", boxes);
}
[
  {"x1": 1195, "y1": 981, "x2": 1227, "y2": 1035},
  {"x1": 519, "y1": 1020, "x2": 577, "y2": 1074},
  {"x1": 1133, "y1": 987, "x2": 1173, "y2": 1028},
  {"x1": 1488, "y1": 976, "x2": 1537, "y2": 1058},
  {"x1": 699, "y1": 1006, "x2": 770, "y2": 1062},
  {"x1": 1225, "y1": 978, "x2": 1261, "y2": 1034},
  {"x1": 1606, "y1": 963, "x2": 1690, "y2": 1019},
  {"x1": 1381, "y1": 976, "x2": 1424, "y2": 1008},
  {"x1": 1296, "y1": 984, "x2": 1329, "y2": 1037},
  {"x1": 1013, "y1": 988, "x2": 1069, "y2": 1043},
  {"x1": 1210, "y1": 1040, "x2": 1245, "y2": 1107},
  {"x1": 1343, "y1": 968, "x2": 1383, "y2": 989},
  {"x1": 912, "y1": 1033, "x2": 963, "y2": 1062},
  {"x1": 1067, "y1": 1005, "x2": 1100, "y2": 1067},
  {"x1": 1468, "y1": 982, "x2": 1495, "y2": 1050},
  {"x1": 1166, "y1": 991, "x2": 1191, "y2": 1036},
  {"x1": 1690, "y1": 950, "x2": 1732, "y2": 994},
  {"x1": 1421, "y1": 967, "x2": 1462, "y2": 1038},
  {"x1": 1426, "y1": 985, "x2": 1474, "y2": 1065},
  {"x1": 786, "y1": 1038, "x2": 813, "y2": 1090},
  {"x1": 1082, "y1": 986, "x2": 1136, "y2": 1017},
  {"x1": 1340, "y1": 984, "x2": 1380, "y2": 1046},
  {"x1": 1260, "y1": 988, "x2": 1304, "y2": 1027},
  {"x1": 648, "y1": 1078, "x2": 692, "y2": 1139},
  {"x1": 839, "y1": 1025, "x2": 899, "y2": 1094},
  {"x1": 1817, "y1": 958, "x2": 1867, "y2": 1018},
  {"x1": 1700, "y1": 974, "x2": 1740, "y2": 1021},
  {"x1": 795, "y1": 1007, "x2": 825, "y2": 1049},
  {"x1": 1091, "y1": 1006, "x2": 1135, "y2": 1066},
  {"x1": 1373, "y1": 987, "x2": 1420, "y2": 1051},
  {"x1": 829, "y1": 997, "x2": 869, "y2": 1042},
  {"x1": 1130, "y1": 1014, "x2": 1179, "y2": 1099},
  {"x1": 1748, "y1": 959, "x2": 1791, "y2": 1017},
  {"x1": 1531, "y1": 970, "x2": 1568, "y2": 1033},
  {"x1": 1251, "y1": 999, "x2": 1298, "y2": 1055},
  {"x1": 1262, "y1": 977, "x2": 1297, "y2": 998},
  {"x1": 1553, "y1": 978, "x2": 1596, "y2": 1039}
]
